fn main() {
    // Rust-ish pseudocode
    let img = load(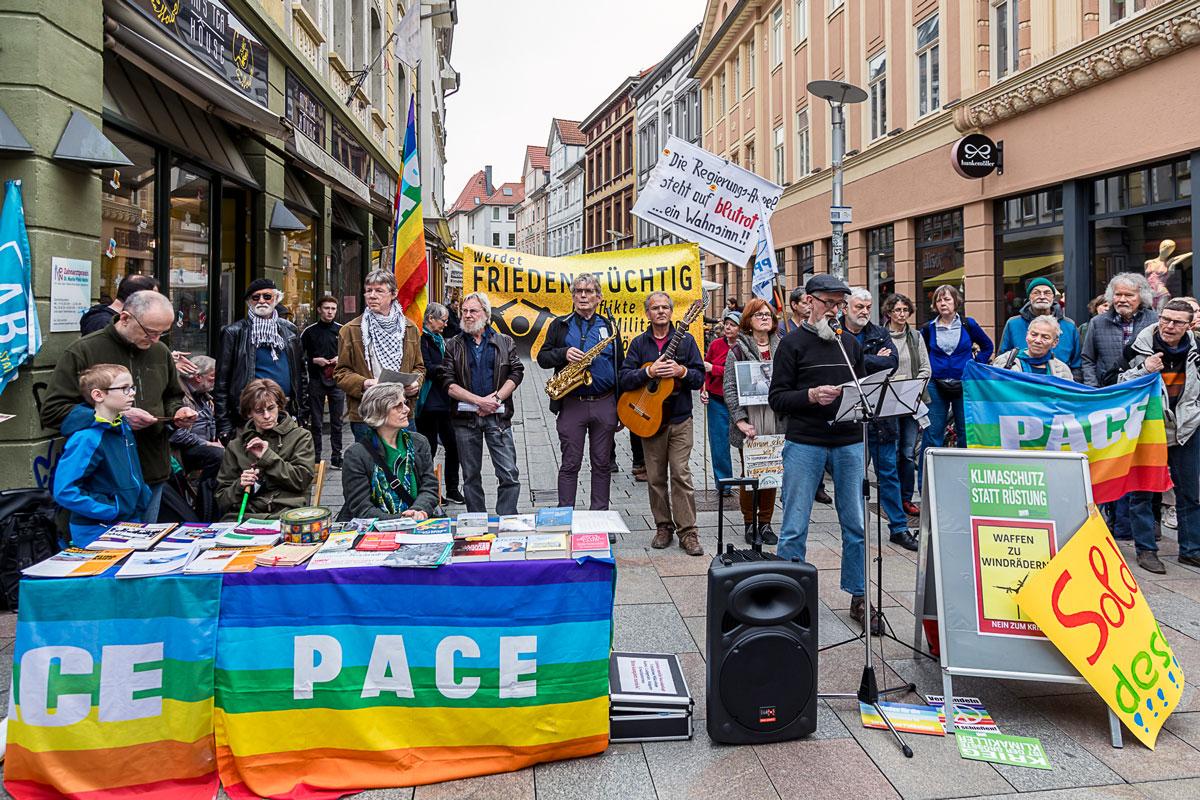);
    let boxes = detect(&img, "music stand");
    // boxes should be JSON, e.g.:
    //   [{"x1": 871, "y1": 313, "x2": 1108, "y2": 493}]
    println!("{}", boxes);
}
[
  {"x1": 837, "y1": 375, "x2": 938, "y2": 658},
  {"x1": 816, "y1": 349, "x2": 923, "y2": 758}
]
